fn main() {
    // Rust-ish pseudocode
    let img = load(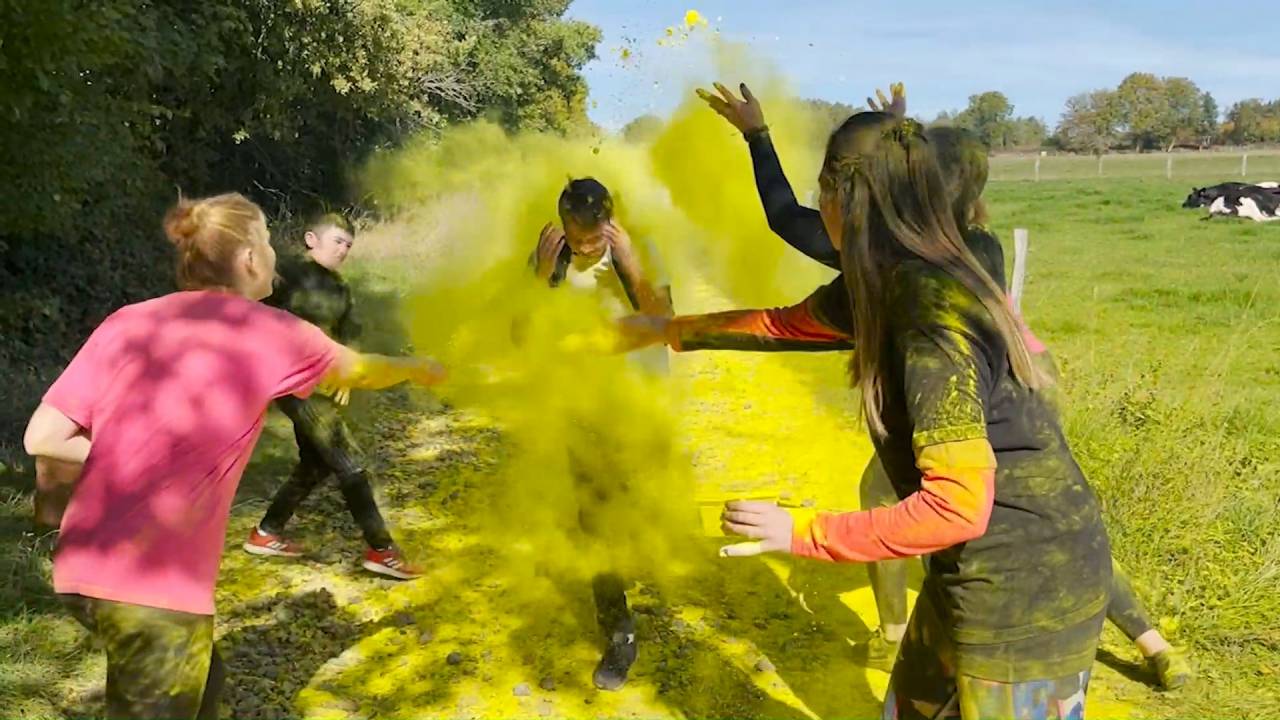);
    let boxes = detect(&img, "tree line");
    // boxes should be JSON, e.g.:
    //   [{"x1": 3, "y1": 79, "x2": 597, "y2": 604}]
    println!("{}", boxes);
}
[
  {"x1": 0, "y1": 0, "x2": 600, "y2": 453},
  {"x1": 940, "y1": 73, "x2": 1277, "y2": 154},
  {"x1": 623, "y1": 73, "x2": 1279, "y2": 155}
]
